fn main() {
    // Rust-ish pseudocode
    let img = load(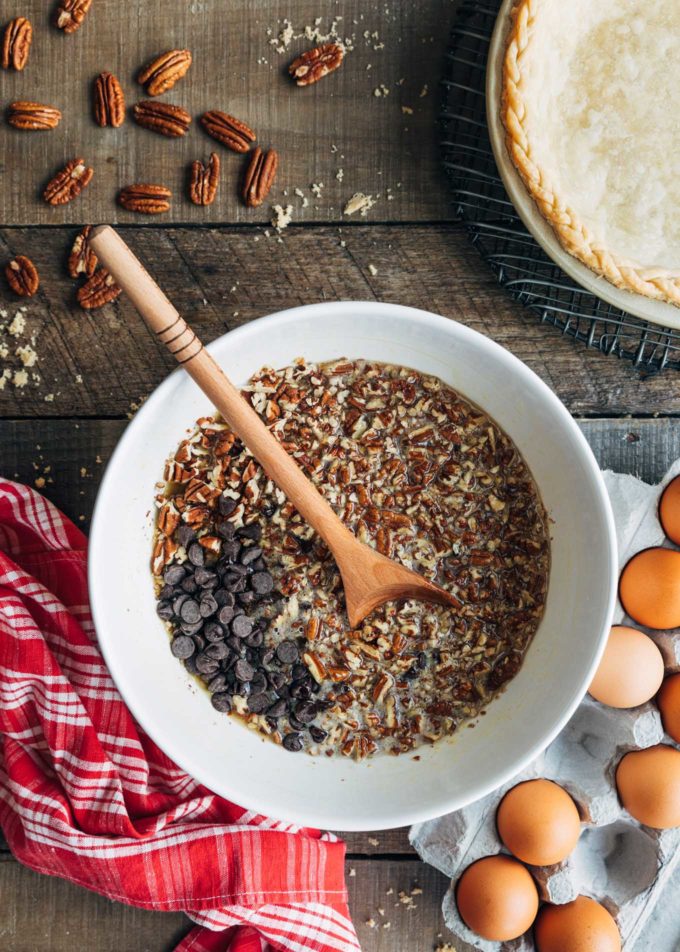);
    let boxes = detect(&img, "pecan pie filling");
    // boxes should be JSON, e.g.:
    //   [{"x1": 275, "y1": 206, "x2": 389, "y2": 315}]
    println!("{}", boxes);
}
[{"x1": 152, "y1": 359, "x2": 550, "y2": 758}]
